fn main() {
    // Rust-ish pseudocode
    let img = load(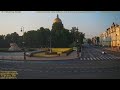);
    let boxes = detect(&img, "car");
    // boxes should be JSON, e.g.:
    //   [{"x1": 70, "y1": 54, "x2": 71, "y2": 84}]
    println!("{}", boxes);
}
[
  {"x1": 26, "y1": 52, "x2": 33, "y2": 57},
  {"x1": 101, "y1": 51, "x2": 106, "y2": 54}
]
